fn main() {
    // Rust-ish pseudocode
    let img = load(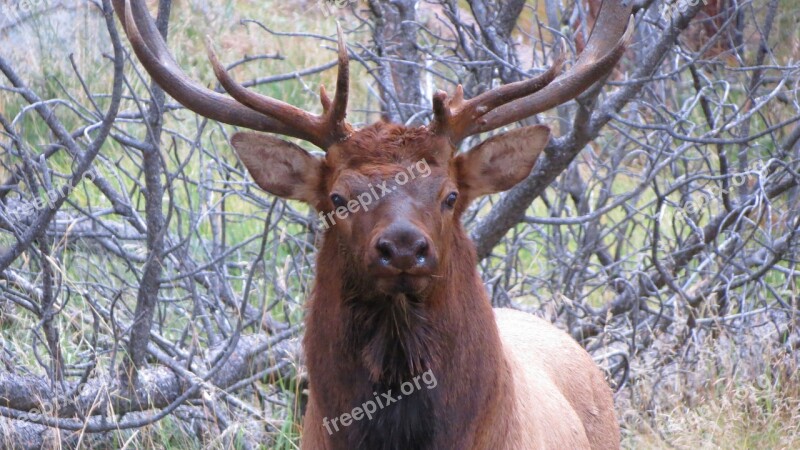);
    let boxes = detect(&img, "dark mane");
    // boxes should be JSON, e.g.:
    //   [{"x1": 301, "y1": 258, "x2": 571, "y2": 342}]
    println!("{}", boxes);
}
[
  {"x1": 344, "y1": 290, "x2": 438, "y2": 384},
  {"x1": 348, "y1": 380, "x2": 437, "y2": 450},
  {"x1": 337, "y1": 251, "x2": 441, "y2": 449}
]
